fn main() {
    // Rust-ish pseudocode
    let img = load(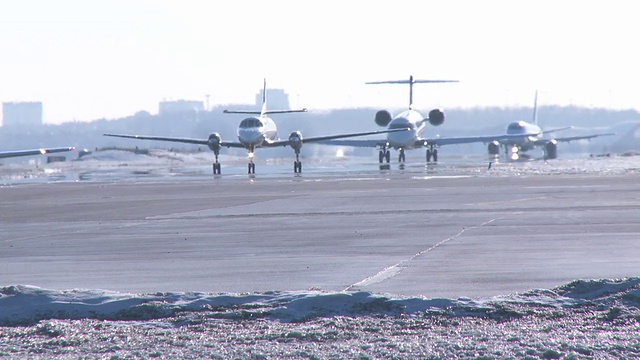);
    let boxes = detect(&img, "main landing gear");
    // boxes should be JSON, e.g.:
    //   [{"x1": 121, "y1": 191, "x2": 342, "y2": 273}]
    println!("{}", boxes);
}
[
  {"x1": 378, "y1": 146, "x2": 391, "y2": 170},
  {"x1": 378, "y1": 147, "x2": 391, "y2": 164},
  {"x1": 426, "y1": 145, "x2": 438, "y2": 163}
]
